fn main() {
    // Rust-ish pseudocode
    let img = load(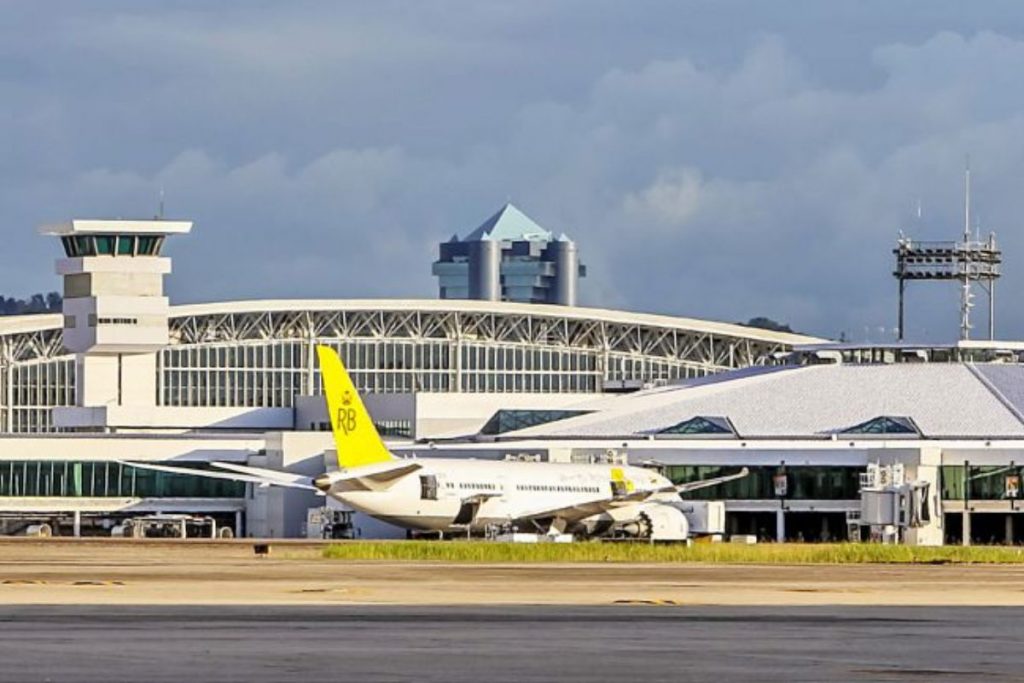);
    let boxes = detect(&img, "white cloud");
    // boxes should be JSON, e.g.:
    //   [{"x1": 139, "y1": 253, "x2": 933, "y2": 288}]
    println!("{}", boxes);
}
[{"x1": 623, "y1": 168, "x2": 704, "y2": 229}]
